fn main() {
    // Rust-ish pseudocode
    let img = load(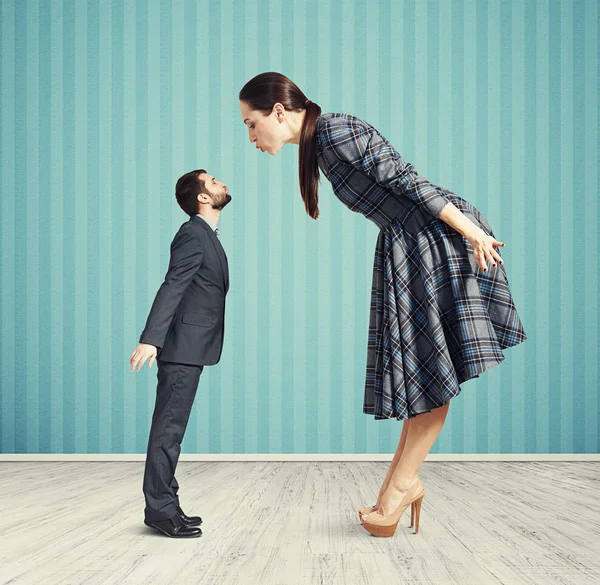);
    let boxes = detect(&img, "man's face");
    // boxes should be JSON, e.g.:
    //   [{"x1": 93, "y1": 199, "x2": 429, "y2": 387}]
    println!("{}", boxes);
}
[{"x1": 198, "y1": 173, "x2": 232, "y2": 210}]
